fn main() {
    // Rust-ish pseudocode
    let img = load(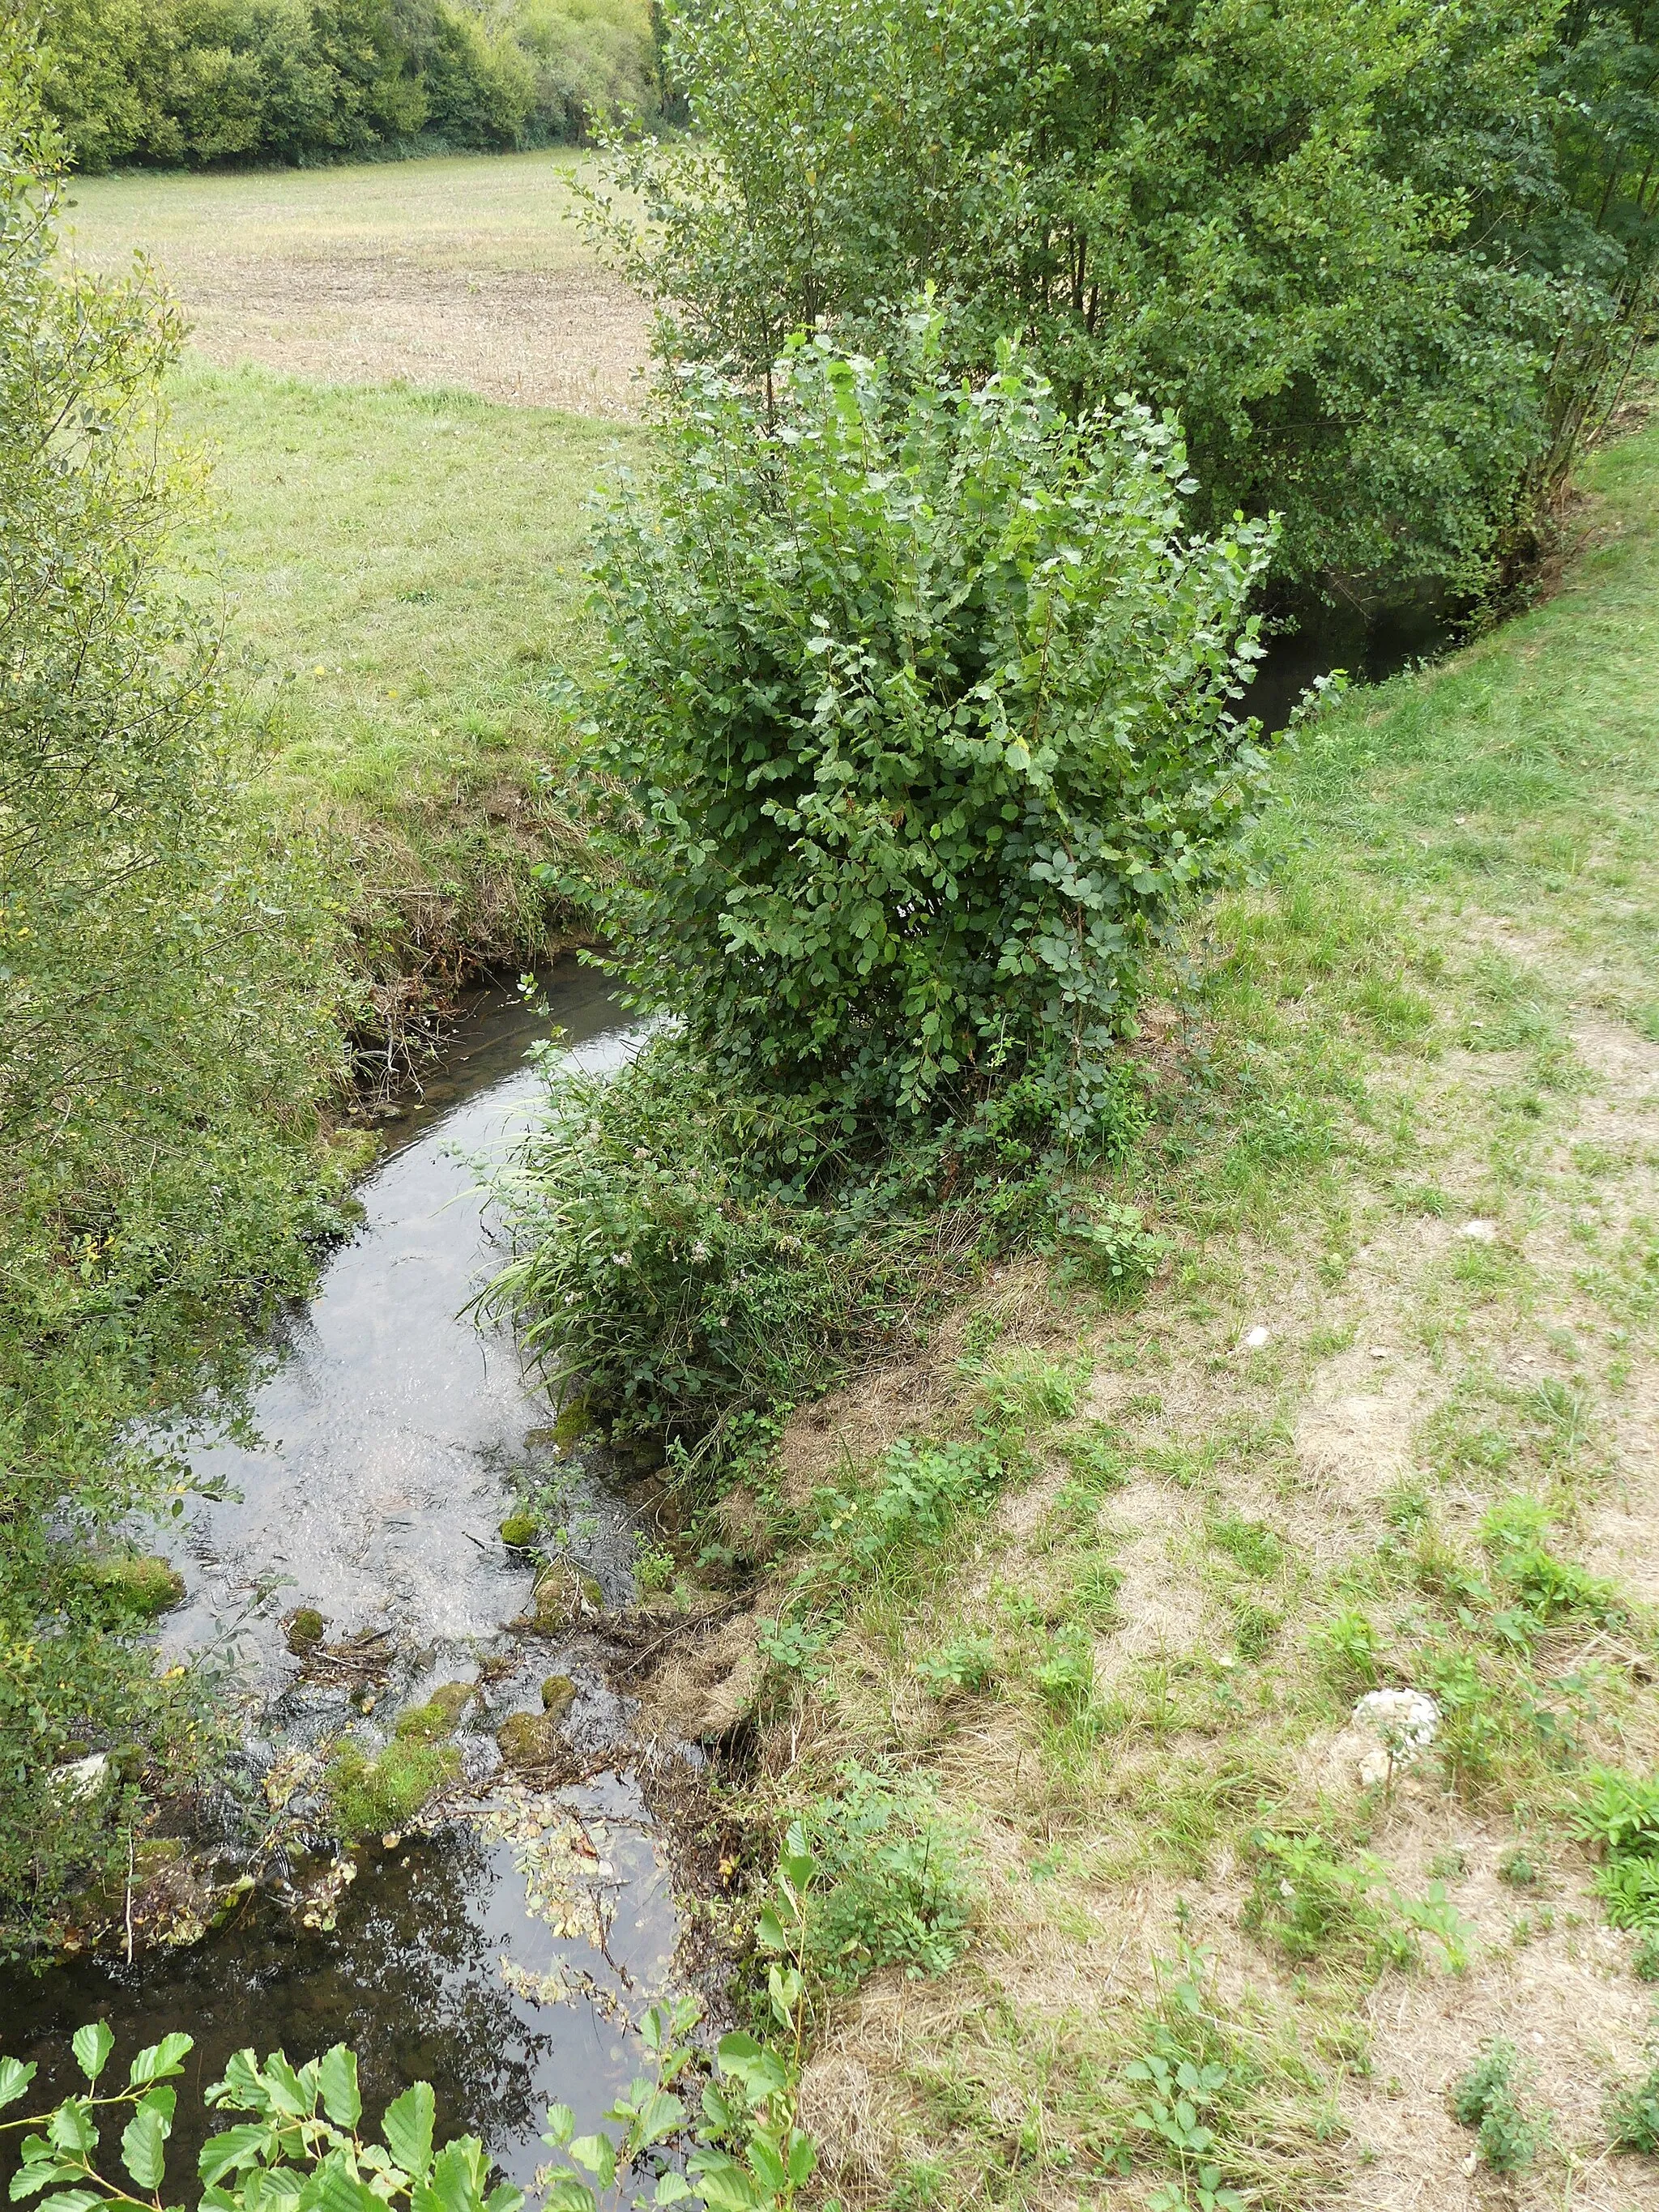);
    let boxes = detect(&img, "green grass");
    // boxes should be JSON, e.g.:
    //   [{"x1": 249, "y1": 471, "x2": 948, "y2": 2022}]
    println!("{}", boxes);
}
[
  {"x1": 172, "y1": 359, "x2": 642, "y2": 954},
  {"x1": 62, "y1": 147, "x2": 608, "y2": 279}
]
